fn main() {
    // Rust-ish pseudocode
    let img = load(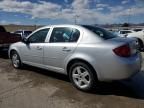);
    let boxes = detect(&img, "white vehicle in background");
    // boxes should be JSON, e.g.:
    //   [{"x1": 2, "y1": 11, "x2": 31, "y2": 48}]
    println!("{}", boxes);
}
[
  {"x1": 126, "y1": 30, "x2": 144, "y2": 51},
  {"x1": 117, "y1": 30, "x2": 135, "y2": 37}
]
